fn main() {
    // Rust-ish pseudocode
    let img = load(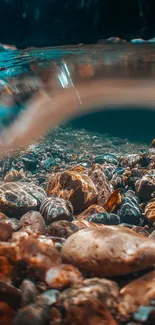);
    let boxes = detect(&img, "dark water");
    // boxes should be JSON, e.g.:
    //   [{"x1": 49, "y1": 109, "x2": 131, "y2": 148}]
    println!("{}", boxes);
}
[{"x1": 0, "y1": 44, "x2": 155, "y2": 156}]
